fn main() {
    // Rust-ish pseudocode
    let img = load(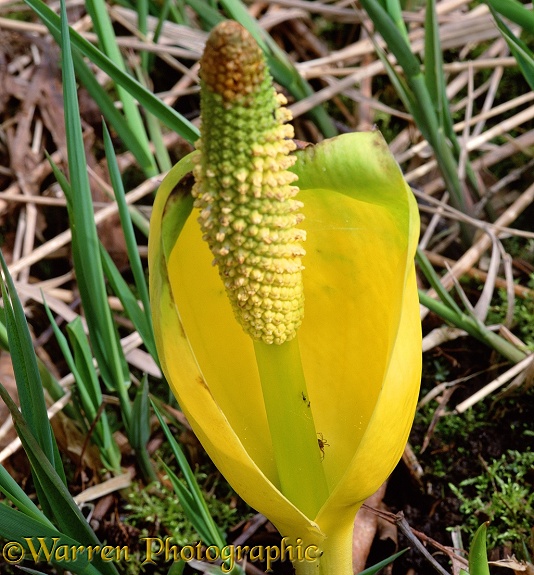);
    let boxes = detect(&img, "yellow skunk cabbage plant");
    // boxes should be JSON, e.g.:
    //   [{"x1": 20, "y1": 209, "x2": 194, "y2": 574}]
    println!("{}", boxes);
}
[{"x1": 149, "y1": 20, "x2": 422, "y2": 575}]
